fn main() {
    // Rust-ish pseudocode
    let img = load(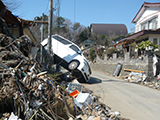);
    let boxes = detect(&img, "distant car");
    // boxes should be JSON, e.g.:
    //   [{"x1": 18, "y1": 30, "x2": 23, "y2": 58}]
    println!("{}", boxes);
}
[{"x1": 41, "y1": 34, "x2": 92, "y2": 82}]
